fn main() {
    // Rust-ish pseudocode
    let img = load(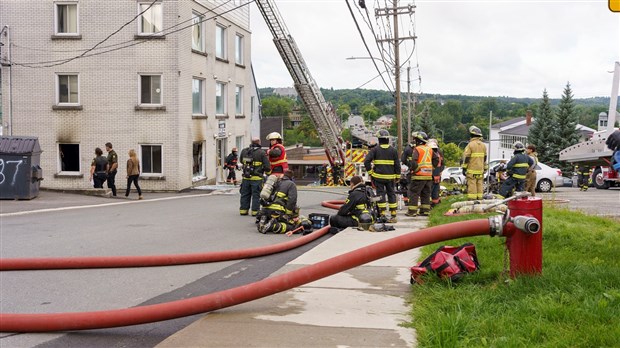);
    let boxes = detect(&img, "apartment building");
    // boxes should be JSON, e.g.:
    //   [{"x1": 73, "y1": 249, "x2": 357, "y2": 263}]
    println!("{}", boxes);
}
[{"x1": 0, "y1": 0, "x2": 259, "y2": 191}]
